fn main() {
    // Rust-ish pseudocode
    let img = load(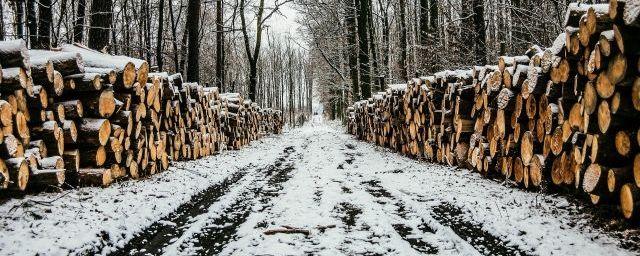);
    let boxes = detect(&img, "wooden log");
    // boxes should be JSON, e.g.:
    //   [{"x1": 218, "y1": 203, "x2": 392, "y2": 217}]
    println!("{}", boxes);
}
[
  {"x1": 78, "y1": 168, "x2": 112, "y2": 187},
  {"x1": 0, "y1": 39, "x2": 30, "y2": 69},
  {"x1": 620, "y1": 183, "x2": 640, "y2": 220},
  {"x1": 78, "y1": 118, "x2": 111, "y2": 146},
  {"x1": 6, "y1": 157, "x2": 29, "y2": 191}
]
